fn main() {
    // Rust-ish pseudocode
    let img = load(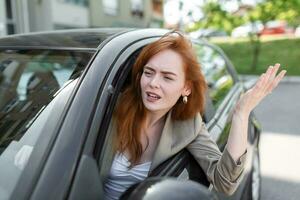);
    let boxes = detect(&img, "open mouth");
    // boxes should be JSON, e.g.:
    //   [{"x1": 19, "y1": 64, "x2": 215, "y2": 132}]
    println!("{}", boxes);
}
[{"x1": 146, "y1": 92, "x2": 161, "y2": 101}]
